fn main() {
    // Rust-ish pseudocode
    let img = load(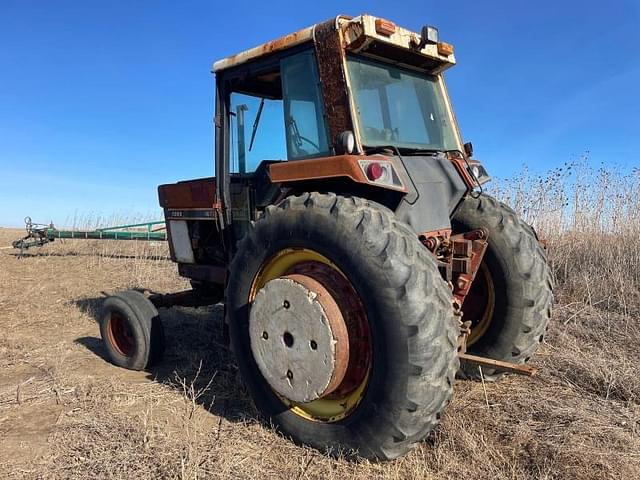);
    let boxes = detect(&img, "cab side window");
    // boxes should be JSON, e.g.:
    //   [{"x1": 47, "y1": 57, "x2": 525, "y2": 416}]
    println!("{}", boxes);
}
[
  {"x1": 281, "y1": 51, "x2": 330, "y2": 160},
  {"x1": 229, "y1": 93, "x2": 286, "y2": 174},
  {"x1": 226, "y1": 49, "x2": 330, "y2": 174}
]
